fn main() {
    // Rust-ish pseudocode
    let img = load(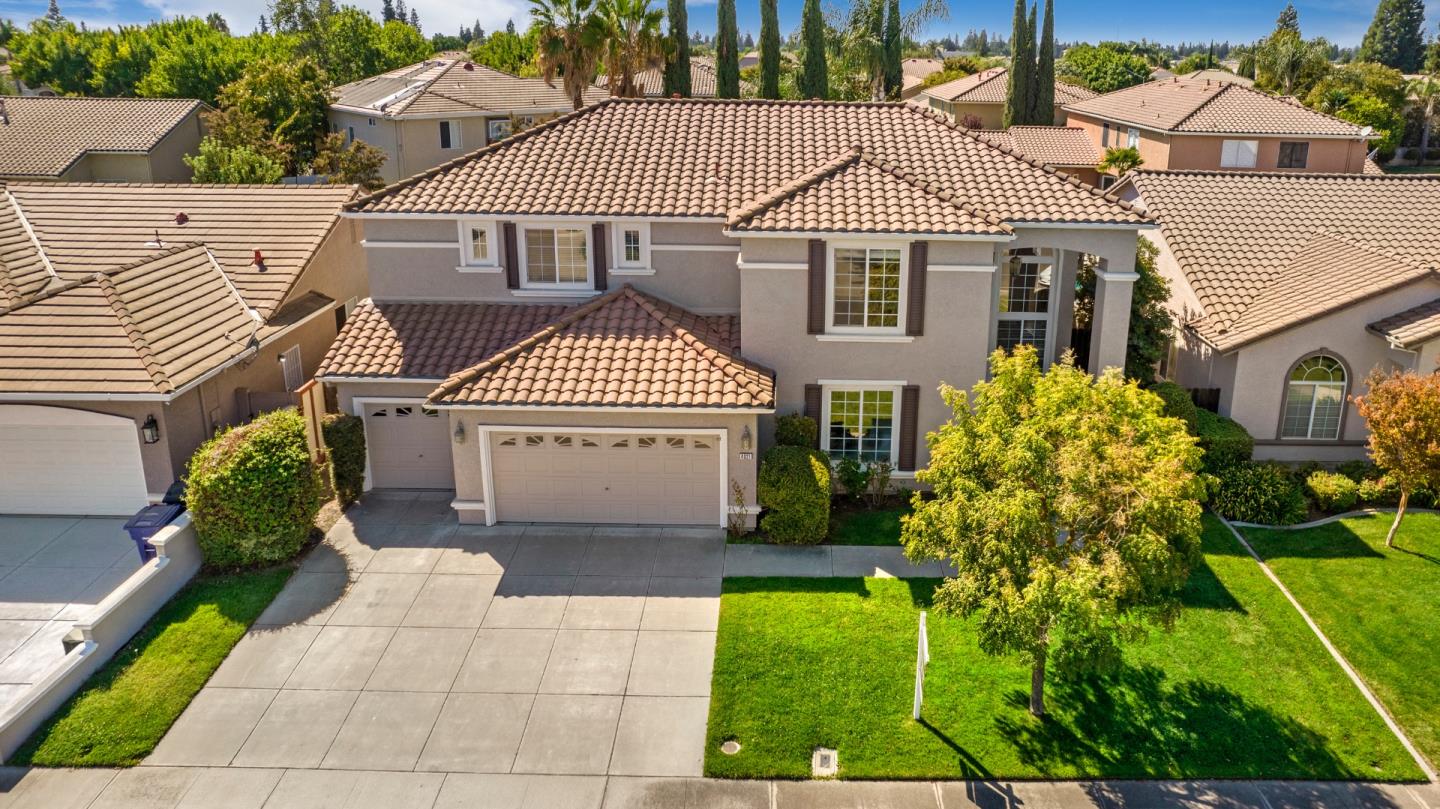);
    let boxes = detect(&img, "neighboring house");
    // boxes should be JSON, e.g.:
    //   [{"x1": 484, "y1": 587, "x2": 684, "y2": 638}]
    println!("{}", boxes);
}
[
  {"x1": 920, "y1": 67, "x2": 1097, "y2": 128},
  {"x1": 739, "y1": 51, "x2": 761, "y2": 70},
  {"x1": 595, "y1": 57, "x2": 753, "y2": 98},
  {"x1": 328, "y1": 58, "x2": 607, "y2": 183},
  {"x1": 1120, "y1": 170, "x2": 1440, "y2": 462},
  {"x1": 0, "y1": 96, "x2": 205, "y2": 182},
  {"x1": 975, "y1": 126, "x2": 1103, "y2": 185},
  {"x1": 0, "y1": 183, "x2": 364, "y2": 515},
  {"x1": 319, "y1": 97, "x2": 1147, "y2": 529},
  {"x1": 901, "y1": 58, "x2": 944, "y2": 100},
  {"x1": 1179, "y1": 69, "x2": 1254, "y2": 87},
  {"x1": 1063, "y1": 79, "x2": 1371, "y2": 174}
]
